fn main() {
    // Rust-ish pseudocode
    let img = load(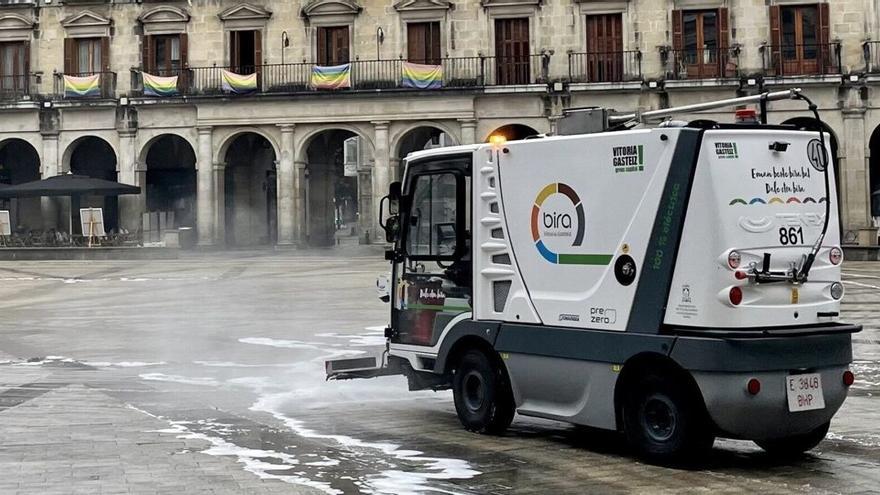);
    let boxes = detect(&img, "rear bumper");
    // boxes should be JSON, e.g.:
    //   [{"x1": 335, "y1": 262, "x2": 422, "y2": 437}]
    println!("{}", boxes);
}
[{"x1": 669, "y1": 324, "x2": 858, "y2": 440}]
